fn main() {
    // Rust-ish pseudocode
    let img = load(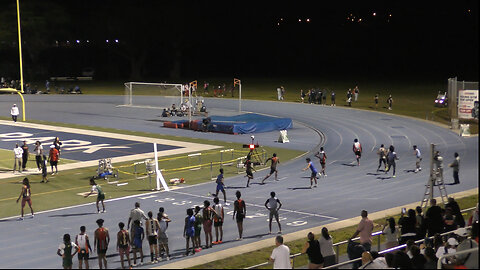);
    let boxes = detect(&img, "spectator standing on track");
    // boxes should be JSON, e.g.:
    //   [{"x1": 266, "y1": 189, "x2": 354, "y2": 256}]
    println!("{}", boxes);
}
[
  {"x1": 300, "y1": 89, "x2": 306, "y2": 103},
  {"x1": 117, "y1": 222, "x2": 132, "y2": 269},
  {"x1": 75, "y1": 226, "x2": 92, "y2": 270},
  {"x1": 145, "y1": 211, "x2": 160, "y2": 263},
  {"x1": 184, "y1": 208, "x2": 196, "y2": 256},
  {"x1": 354, "y1": 85, "x2": 359, "y2": 101},
  {"x1": 346, "y1": 89, "x2": 352, "y2": 107},
  {"x1": 281, "y1": 86, "x2": 286, "y2": 100},
  {"x1": 57, "y1": 234, "x2": 78, "y2": 270},
  {"x1": 448, "y1": 152, "x2": 460, "y2": 185},
  {"x1": 128, "y1": 202, "x2": 148, "y2": 233},
  {"x1": 330, "y1": 91, "x2": 336, "y2": 106},
  {"x1": 302, "y1": 158, "x2": 318, "y2": 188},
  {"x1": 425, "y1": 199, "x2": 444, "y2": 237},
  {"x1": 382, "y1": 217, "x2": 399, "y2": 249},
  {"x1": 21, "y1": 140, "x2": 29, "y2": 171},
  {"x1": 48, "y1": 144, "x2": 59, "y2": 175},
  {"x1": 302, "y1": 232, "x2": 324, "y2": 269},
  {"x1": 10, "y1": 104, "x2": 19, "y2": 122},
  {"x1": 353, "y1": 139, "x2": 362, "y2": 166},
  {"x1": 319, "y1": 227, "x2": 336, "y2": 267},
  {"x1": 387, "y1": 95, "x2": 393, "y2": 110},
  {"x1": 385, "y1": 145, "x2": 399, "y2": 178},
  {"x1": 233, "y1": 190, "x2": 246, "y2": 240},
  {"x1": 269, "y1": 236, "x2": 291, "y2": 269},
  {"x1": 193, "y1": 206, "x2": 203, "y2": 252},
  {"x1": 94, "y1": 219, "x2": 110, "y2": 270},
  {"x1": 34, "y1": 141, "x2": 44, "y2": 171},
  {"x1": 54, "y1": 137, "x2": 62, "y2": 158},
  {"x1": 374, "y1": 94, "x2": 379, "y2": 109},
  {"x1": 322, "y1": 89, "x2": 327, "y2": 105},
  {"x1": 315, "y1": 147, "x2": 327, "y2": 177},
  {"x1": 158, "y1": 212, "x2": 171, "y2": 260},
  {"x1": 262, "y1": 153, "x2": 280, "y2": 184},
  {"x1": 16, "y1": 177, "x2": 34, "y2": 220},
  {"x1": 13, "y1": 143, "x2": 23, "y2": 173},
  {"x1": 376, "y1": 144, "x2": 387, "y2": 171},
  {"x1": 131, "y1": 220, "x2": 144, "y2": 266},
  {"x1": 413, "y1": 145, "x2": 422, "y2": 173},
  {"x1": 40, "y1": 155, "x2": 48, "y2": 183},
  {"x1": 84, "y1": 178, "x2": 106, "y2": 213},
  {"x1": 203, "y1": 200, "x2": 214, "y2": 249},
  {"x1": 212, "y1": 197, "x2": 224, "y2": 244},
  {"x1": 350, "y1": 210, "x2": 374, "y2": 251},
  {"x1": 265, "y1": 192, "x2": 282, "y2": 234},
  {"x1": 277, "y1": 87, "x2": 282, "y2": 100}
]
